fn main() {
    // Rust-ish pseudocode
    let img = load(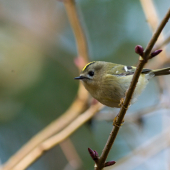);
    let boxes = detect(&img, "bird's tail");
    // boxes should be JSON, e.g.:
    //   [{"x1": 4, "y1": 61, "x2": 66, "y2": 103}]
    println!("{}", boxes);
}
[{"x1": 153, "y1": 67, "x2": 170, "y2": 76}]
